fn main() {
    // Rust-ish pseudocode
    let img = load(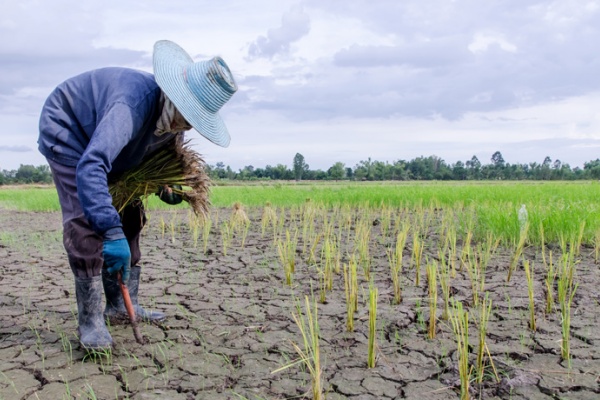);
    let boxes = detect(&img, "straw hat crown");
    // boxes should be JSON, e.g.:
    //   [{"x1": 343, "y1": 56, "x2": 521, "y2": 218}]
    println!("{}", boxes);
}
[{"x1": 153, "y1": 40, "x2": 237, "y2": 147}]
